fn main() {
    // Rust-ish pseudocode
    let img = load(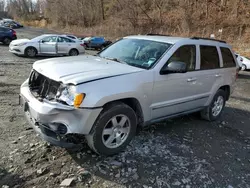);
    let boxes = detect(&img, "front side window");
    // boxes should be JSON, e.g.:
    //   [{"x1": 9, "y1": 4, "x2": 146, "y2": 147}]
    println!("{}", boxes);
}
[
  {"x1": 99, "y1": 38, "x2": 171, "y2": 69},
  {"x1": 200, "y1": 45, "x2": 220, "y2": 70},
  {"x1": 166, "y1": 45, "x2": 196, "y2": 71},
  {"x1": 220, "y1": 47, "x2": 236, "y2": 68}
]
